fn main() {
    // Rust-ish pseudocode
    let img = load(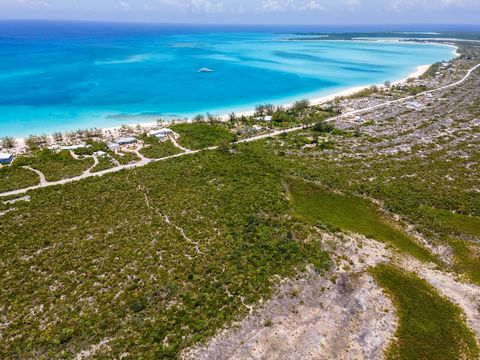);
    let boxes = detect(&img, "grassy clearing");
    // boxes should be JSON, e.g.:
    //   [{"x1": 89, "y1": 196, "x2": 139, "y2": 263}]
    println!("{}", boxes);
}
[
  {"x1": 288, "y1": 179, "x2": 436, "y2": 263},
  {"x1": 171, "y1": 123, "x2": 236, "y2": 150},
  {"x1": 0, "y1": 166, "x2": 39, "y2": 192},
  {"x1": 140, "y1": 140, "x2": 182, "y2": 159},
  {"x1": 13, "y1": 150, "x2": 94, "y2": 182},
  {"x1": 371, "y1": 264, "x2": 479, "y2": 360}
]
